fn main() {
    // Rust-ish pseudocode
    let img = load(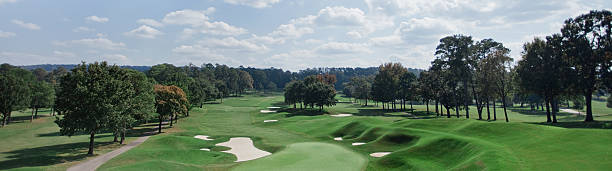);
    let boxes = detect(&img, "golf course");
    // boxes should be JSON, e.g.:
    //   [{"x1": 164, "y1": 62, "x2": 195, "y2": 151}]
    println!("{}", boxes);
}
[{"x1": 84, "y1": 93, "x2": 610, "y2": 170}]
